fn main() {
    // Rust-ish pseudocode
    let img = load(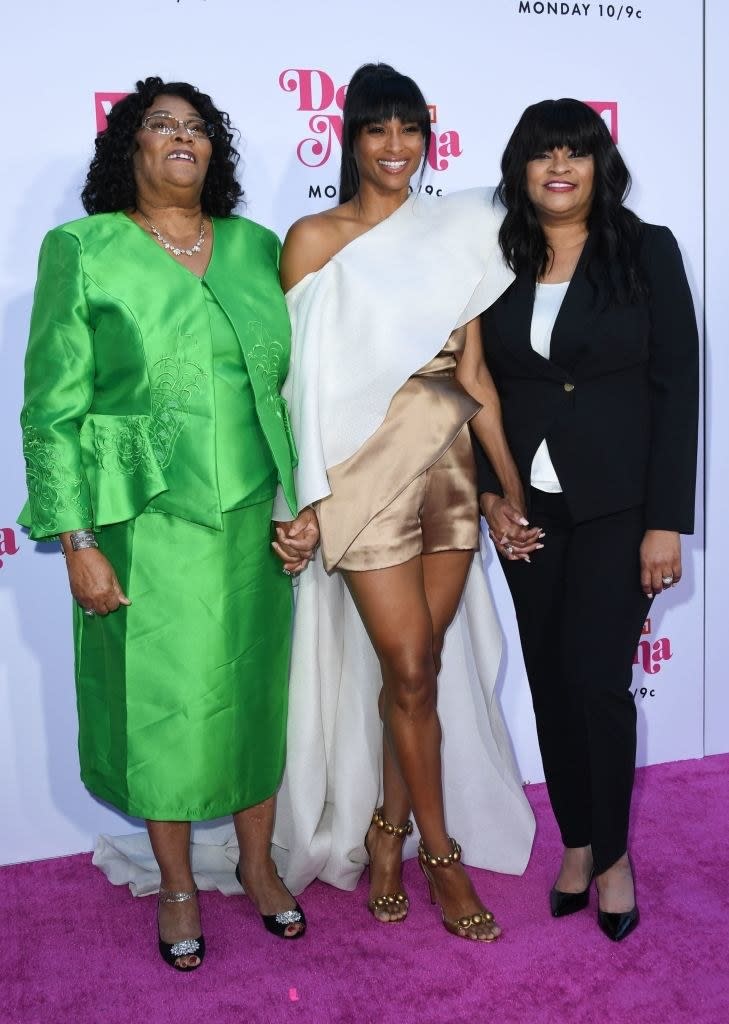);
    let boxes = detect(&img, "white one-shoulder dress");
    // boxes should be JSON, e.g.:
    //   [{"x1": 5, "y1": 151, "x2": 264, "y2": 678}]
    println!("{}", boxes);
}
[{"x1": 272, "y1": 189, "x2": 536, "y2": 894}]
